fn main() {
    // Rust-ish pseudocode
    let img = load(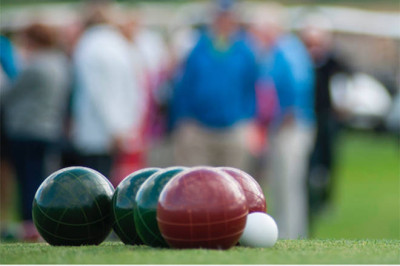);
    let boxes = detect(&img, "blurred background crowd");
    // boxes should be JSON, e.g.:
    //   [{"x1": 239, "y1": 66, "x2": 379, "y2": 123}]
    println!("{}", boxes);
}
[{"x1": 0, "y1": 0, "x2": 399, "y2": 242}]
